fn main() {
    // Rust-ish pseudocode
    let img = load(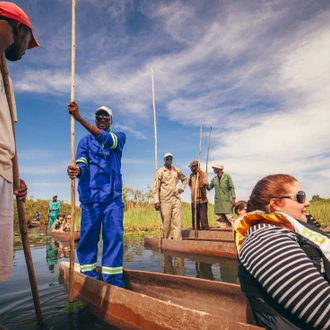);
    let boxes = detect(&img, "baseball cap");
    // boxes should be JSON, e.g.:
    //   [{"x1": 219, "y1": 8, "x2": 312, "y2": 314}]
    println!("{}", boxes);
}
[
  {"x1": 95, "y1": 106, "x2": 112, "y2": 116},
  {"x1": 188, "y1": 160, "x2": 199, "y2": 168},
  {"x1": 0, "y1": 2, "x2": 40, "y2": 49},
  {"x1": 164, "y1": 152, "x2": 173, "y2": 159},
  {"x1": 212, "y1": 163, "x2": 224, "y2": 170}
]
